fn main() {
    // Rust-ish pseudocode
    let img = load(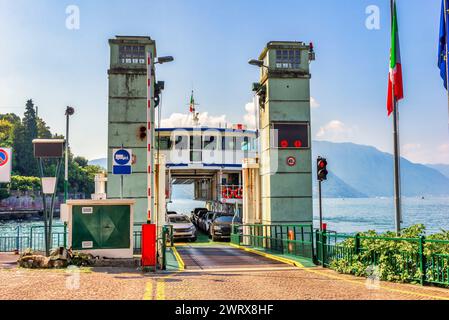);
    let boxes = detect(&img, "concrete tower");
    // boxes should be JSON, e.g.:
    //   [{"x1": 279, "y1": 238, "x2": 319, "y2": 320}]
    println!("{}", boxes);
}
[
  {"x1": 107, "y1": 36, "x2": 156, "y2": 224},
  {"x1": 255, "y1": 41, "x2": 314, "y2": 225}
]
